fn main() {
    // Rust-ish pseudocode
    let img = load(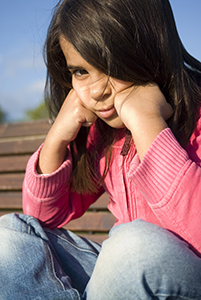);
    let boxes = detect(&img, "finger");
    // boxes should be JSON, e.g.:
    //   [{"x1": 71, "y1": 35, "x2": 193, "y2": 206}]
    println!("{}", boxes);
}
[
  {"x1": 81, "y1": 108, "x2": 98, "y2": 126},
  {"x1": 82, "y1": 113, "x2": 98, "y2": 127},
  {"x1": 82, "y1": 121, "x2": 95, "y2": 127}
]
